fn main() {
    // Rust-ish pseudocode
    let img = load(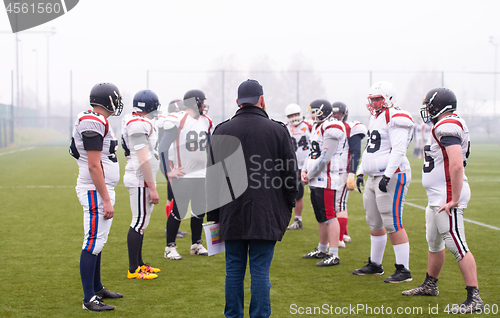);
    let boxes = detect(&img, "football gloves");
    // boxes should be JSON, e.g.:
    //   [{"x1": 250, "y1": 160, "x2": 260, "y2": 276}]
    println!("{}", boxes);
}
[
  {"x1": 356, "y1": 174, "x2": 364, "y2": 193},
  {"x1": 378, "y1": 176, "x2": 391, "y2": 193}
]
